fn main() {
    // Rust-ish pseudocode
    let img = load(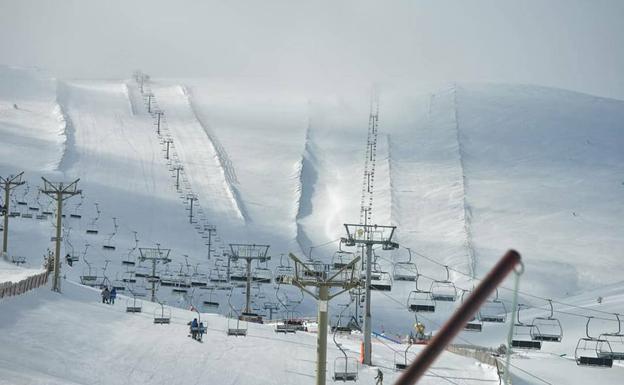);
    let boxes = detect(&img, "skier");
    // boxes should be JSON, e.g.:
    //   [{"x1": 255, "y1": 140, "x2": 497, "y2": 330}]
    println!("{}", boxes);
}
[
  {"x1": 188, "y1": 318, "x2": 199, "y2": 340},
  {"x1": 110, "y1": 287, "x2": 117, "y2": 305},
  {"x1": 374, "y1": 368, "x2": 383, "y2": 385},
  {"x1": 101, "y1": 287, "x2": 110, "y2": 304},
  {"x1": 197, "y1": 321, "x2": 206, "y2": 341},
  {"x1": 65, "y1": 253, "x2": 73, "y2": 267}
]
